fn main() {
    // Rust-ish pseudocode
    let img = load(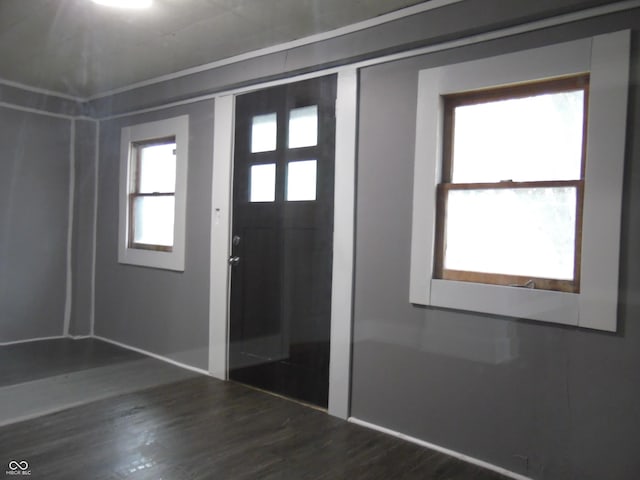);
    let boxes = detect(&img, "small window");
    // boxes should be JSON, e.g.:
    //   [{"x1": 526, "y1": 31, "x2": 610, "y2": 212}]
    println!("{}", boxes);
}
[
  {"x1": 118, "y1": 115, "x2": 188, "y2": 271},
  {"x1": 286, "y1": 159, "x2": 317, "y2": 201},
  {"x1": 250, "y1": 163, "x2": 276, "y2": 202},
  {"x1": 288, "y1": 105, "x2": 318, "y2": 149},
  {"x1": 129, "y1": 138, "x2": 177, "y2": 251},
  {"x1": 251, "y1": 113, "x2": 277, "y2": 153},
  {"x1": 435, "y1": 76, "x2": 589, "y2": 293}
]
